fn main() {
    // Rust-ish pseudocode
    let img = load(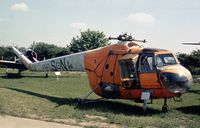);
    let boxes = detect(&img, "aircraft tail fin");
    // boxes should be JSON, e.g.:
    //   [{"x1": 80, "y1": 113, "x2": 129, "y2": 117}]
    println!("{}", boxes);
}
[{"x1": 12, "y1": 47, "x2": 33, "y2": 69}]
